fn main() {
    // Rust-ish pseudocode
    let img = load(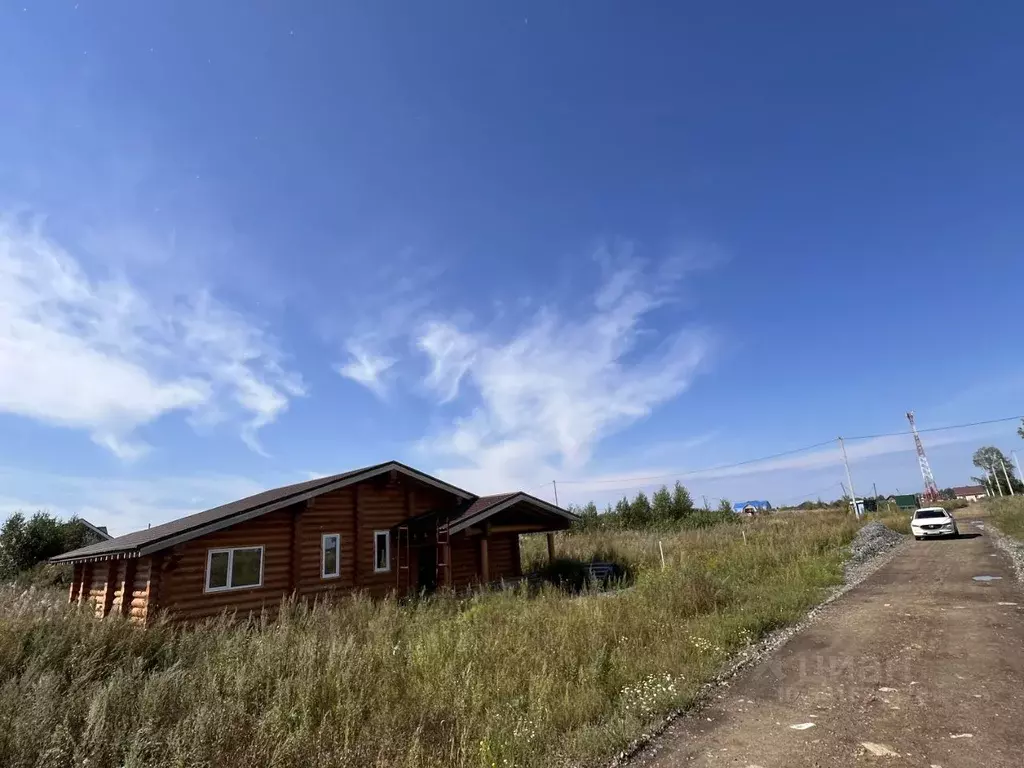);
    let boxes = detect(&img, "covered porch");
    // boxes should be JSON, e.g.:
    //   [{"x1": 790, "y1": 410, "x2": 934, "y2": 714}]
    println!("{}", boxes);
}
[{"x1": 394, "y1": 492, "x2": 576, "y2": 592}]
